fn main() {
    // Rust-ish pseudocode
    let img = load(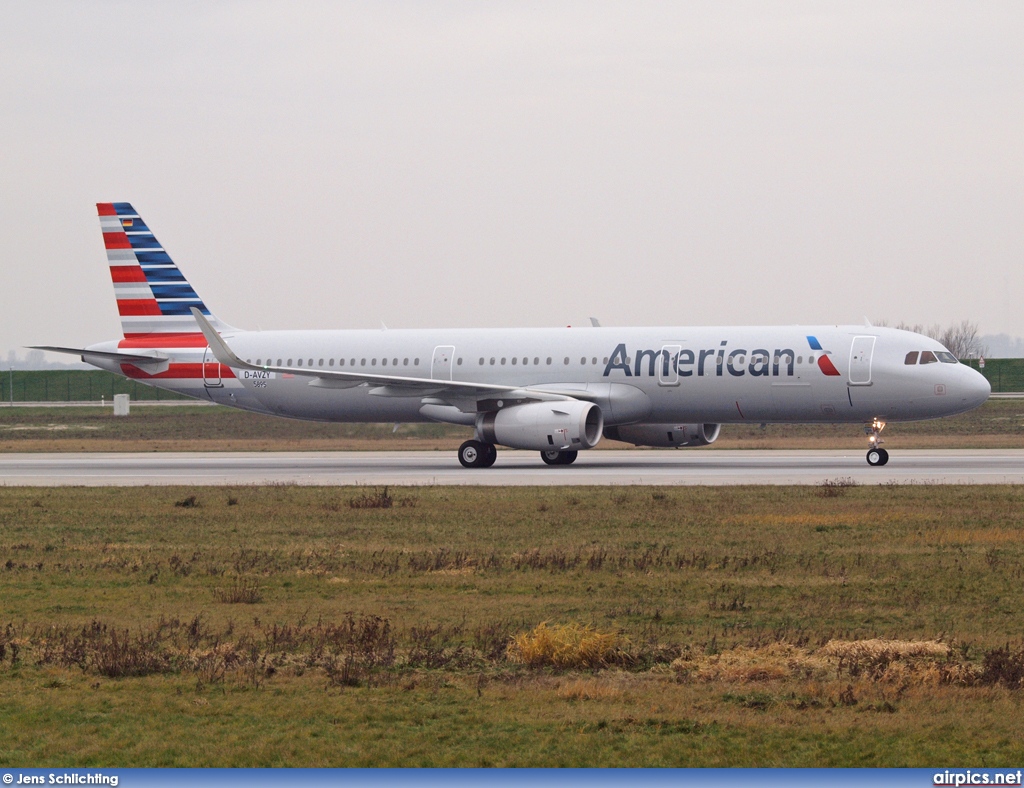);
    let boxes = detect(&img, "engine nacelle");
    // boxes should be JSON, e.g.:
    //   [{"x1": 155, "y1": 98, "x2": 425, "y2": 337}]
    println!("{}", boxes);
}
[
  {"x1": 604, "y1": 423, "x2": 721, "y2": 448},
  {"x1": 479, "y1": 400, "x2": 603, "y2": 451}
]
